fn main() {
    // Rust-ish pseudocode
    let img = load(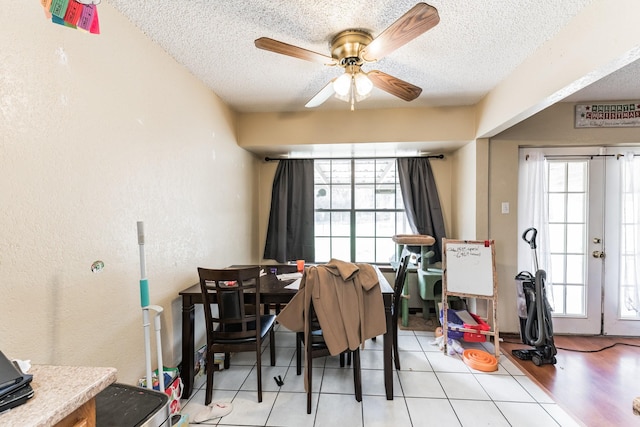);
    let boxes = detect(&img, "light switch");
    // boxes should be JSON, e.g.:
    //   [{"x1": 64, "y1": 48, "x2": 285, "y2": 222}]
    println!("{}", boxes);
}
[{"x1": 501, "y1": 202, "x2": 510, "y2": 214}]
